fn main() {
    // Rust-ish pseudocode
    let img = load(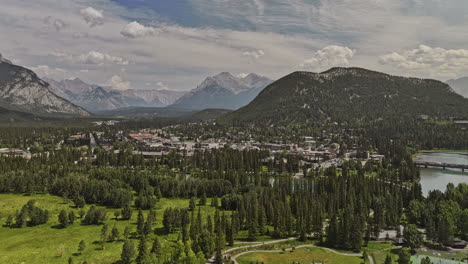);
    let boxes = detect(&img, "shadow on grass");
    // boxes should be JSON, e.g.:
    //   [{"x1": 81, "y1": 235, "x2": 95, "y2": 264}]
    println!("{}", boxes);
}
[
  {"x1": 51, "y1": 224, "x2": 66, "y2": 229},
  {"x1": 154, "y1": 227, "x2": 168, "y2": 236}
]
